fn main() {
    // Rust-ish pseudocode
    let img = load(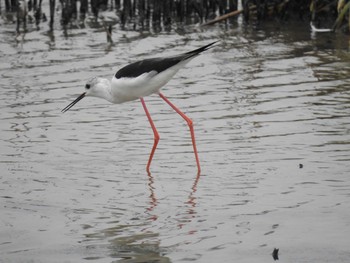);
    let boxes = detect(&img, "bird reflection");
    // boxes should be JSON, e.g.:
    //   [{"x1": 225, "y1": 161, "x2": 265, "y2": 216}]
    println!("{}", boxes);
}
[
  {"x1": 146, "y1": 172, "x2": 158, "y2": 221},
  {"x1": 178, "y1": 172, "x2": 201, "y2": 232},
  {"x1": 144, "y1": 170, "x2": 202, "y2": 233}
]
